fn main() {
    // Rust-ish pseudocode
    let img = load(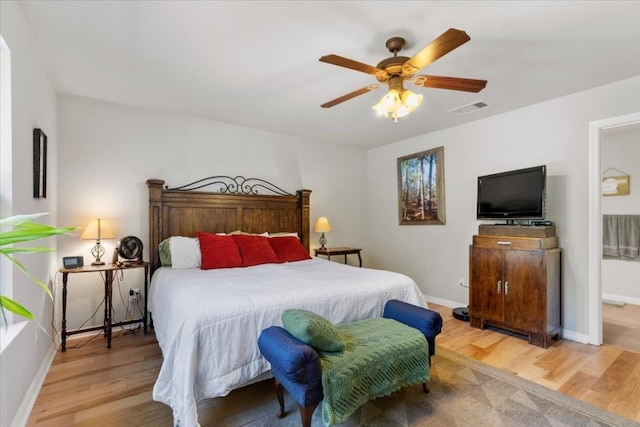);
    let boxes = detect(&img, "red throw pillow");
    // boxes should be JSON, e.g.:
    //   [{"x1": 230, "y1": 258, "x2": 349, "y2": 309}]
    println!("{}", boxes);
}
[
  {"x1": 231, "y1": 235, "x2": 279, "y2": 267},
  {"x1": 197, "y1": 232, "x2": 243, "y2": 269},
  {"x1": 269, "y1": 236, "x2": 312, "y2": 263}
]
